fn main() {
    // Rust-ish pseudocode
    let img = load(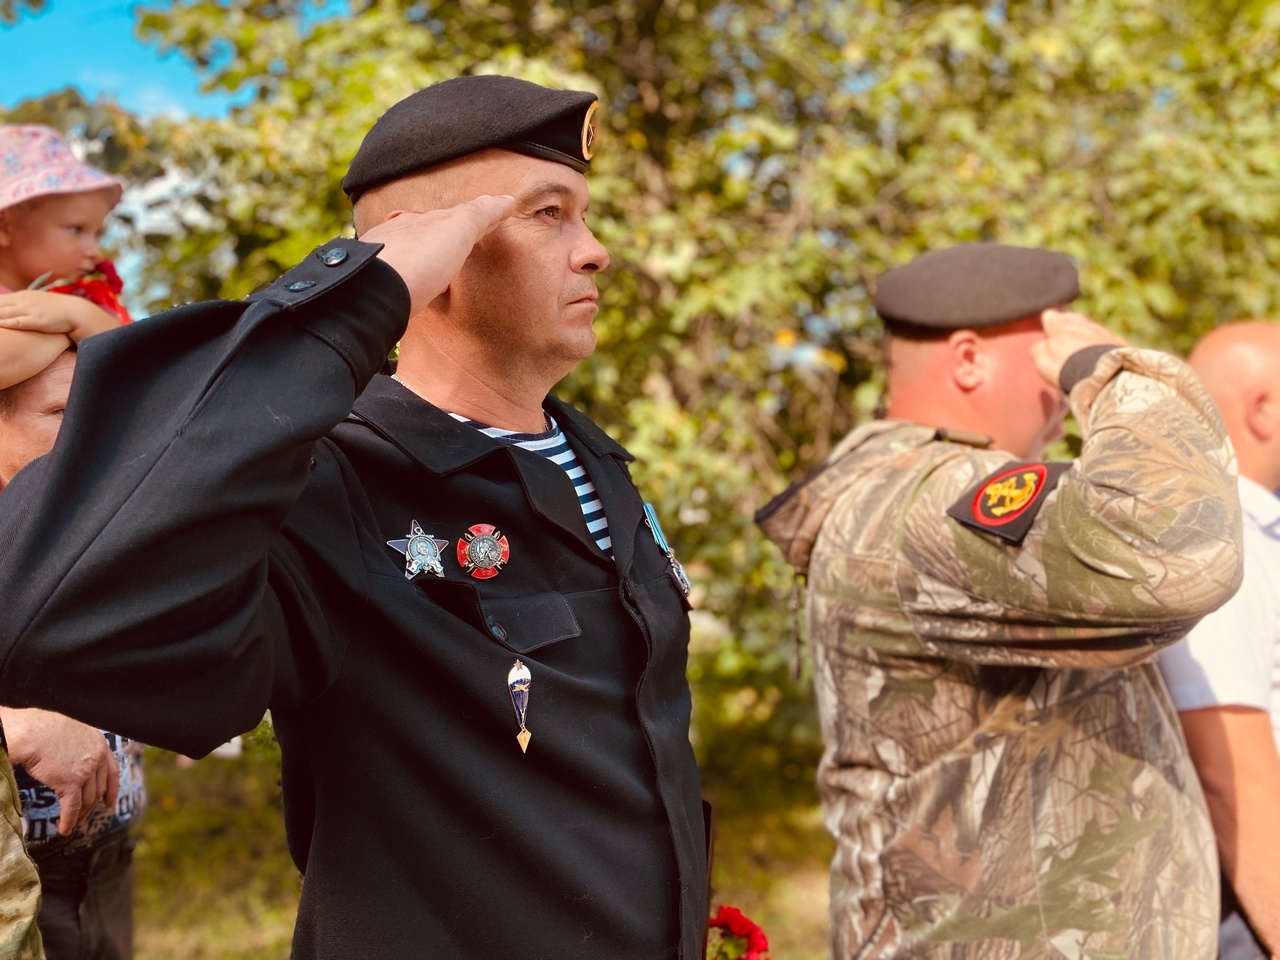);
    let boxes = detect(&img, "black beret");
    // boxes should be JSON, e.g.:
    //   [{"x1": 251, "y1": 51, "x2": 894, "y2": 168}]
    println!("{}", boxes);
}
[
  {"x1": 874, "y1": 243, "x2": 1079, "y2": 330},
  {"x1": 342, "y1": 76, "x2": 599, "y2": 202}
]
